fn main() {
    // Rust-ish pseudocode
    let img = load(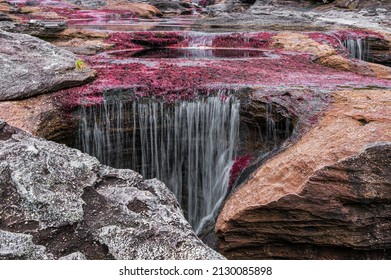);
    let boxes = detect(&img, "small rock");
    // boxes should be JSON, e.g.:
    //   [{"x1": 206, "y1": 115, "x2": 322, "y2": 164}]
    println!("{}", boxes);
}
[{"x1": 59, "y1": 252, "x2": 87, "y2": 260}]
